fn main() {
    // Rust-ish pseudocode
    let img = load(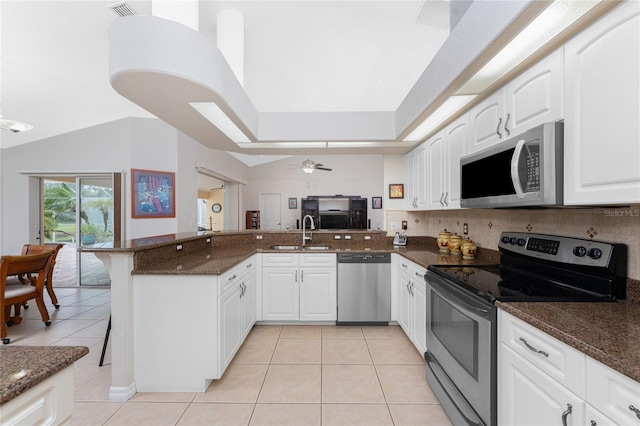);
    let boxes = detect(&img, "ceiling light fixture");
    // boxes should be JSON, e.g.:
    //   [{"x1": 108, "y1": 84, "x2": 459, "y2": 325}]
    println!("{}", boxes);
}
[
  {"x1": 190, "y1": 102, "x2": 251, "y2": 144},
  {"x1": 302, "y1": 159, "x2": 315, "y2": 174},
  {"x1": 0, "y1": 114, "x2": 33, "y2": 133}
]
